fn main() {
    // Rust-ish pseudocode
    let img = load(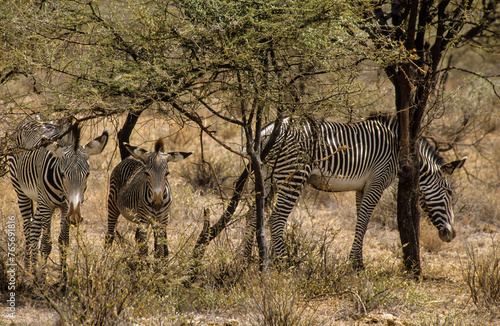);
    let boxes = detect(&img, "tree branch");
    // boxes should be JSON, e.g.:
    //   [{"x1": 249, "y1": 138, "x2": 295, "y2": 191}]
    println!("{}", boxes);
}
[
  {"x1": 168, "y1": 100, "x2": 249, "y2": 159},
  {"x1": 436, "y1": 67, "x2": 500, "y2": 99}
]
